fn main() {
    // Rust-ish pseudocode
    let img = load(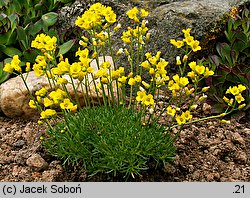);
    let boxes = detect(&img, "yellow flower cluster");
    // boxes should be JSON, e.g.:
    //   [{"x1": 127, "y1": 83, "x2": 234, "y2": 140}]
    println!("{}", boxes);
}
[
  {"x1": 187, "y1": 61, "x2": 214, "y2": 80},
  {"x1": 170, "y1": 28, "x2": 201, "y2": 52},
  {"x1": 3, "y1": 55, "x2": 21, "y2": 73},
  {"x1": 136, "y1": 90, "x2": 154, "y2": 106},
  {"x1": 33, "y1": 55, "x2": 47, "y2": 77},
  {"x1": 126, "y1": 7, "x2": 148, "y2": 23},
  {"x1": 29, "y1": 87, "x2": 77, "y2": 120},
  {"x1": 175, "y1": 110, "x2": 193, "y2": 125},
  {"x1": 31, "y1": 33, "x2": 57, "y2": 52},
  {"x1": 168, "y1": 74, "x2": 189, "y2": 91},
  {"x1": 121, "y1": 21, "x2": 148, "y2": 44},
  {"x1": 224, "y1": 85, "x2": 246, "y2": 106},
  {"x1": 75, "y1": 3, "x2": 116, "y2": 30},
  {"x1": 141, "y1": 52, "x2": 169, "y2": 88}
]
